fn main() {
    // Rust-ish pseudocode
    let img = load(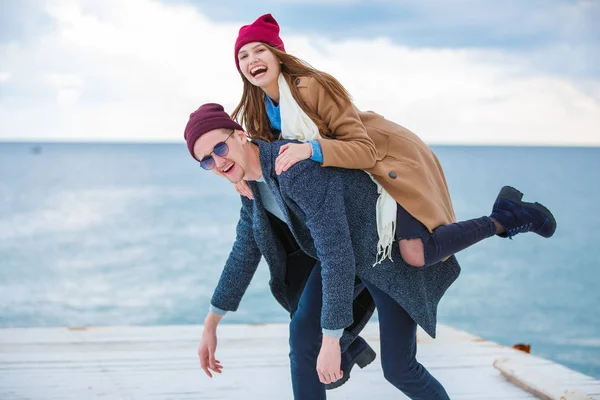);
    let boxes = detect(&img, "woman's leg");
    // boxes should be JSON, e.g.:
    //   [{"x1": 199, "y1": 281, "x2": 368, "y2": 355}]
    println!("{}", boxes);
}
[
  {"x1": 288, "y1": 262, "x2": 326, "y2": 399},
  {"x1": 397, "y1": 185, "x2": 557, "y2": 267},
  {"x1": 362, "y1": 278, "x2": 451, "y2": 400},
  {"x1": 396, "y1": 203, "x2": 496, "y2": 267}
]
